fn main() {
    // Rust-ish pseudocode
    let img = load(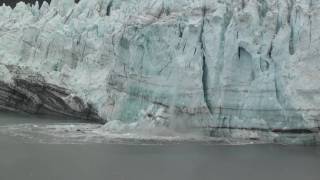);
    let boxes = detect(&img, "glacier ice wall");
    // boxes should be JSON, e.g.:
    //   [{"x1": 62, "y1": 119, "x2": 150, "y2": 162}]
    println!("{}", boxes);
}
[{"x1": 0, "y1": 0, "x2": 320, "y2": 143}]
